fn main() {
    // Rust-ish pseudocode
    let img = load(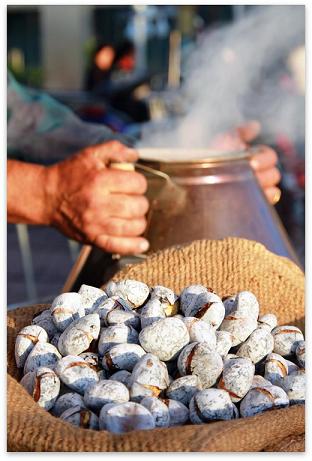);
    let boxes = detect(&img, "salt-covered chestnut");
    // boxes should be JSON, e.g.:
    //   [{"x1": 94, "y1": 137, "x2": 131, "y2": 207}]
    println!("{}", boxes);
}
[
  {"x1": 257, "y1": 313, "x2": 278, "y2": 331},
  {"x1": 24, "y1": 342, "x2": 61, "y2": 374},
  {"x1": 58, "y1": 313, "x2": 100, "y2": 356},
  {"x1": 219, "y1": 315, "x2": 257, "y2": 347},
  {"x1": 251, "y1": 375, "x2": 272, "y2": 388},
  {"x1": 94, "y1": 297, "x2": 121, "y2": 326},
  {"x1": 295, "y1": 340, "x2": 305, "y2": 368},
  {"x1": 106, "y1": 305, "x2": 141, "y2": 330},
  {"x1": 166, "y1": 375, "x2": 202, "y2": 406},
  {"x1": 285, "y1": 359, "x2": 300, "y2": 375},
  {"x1": 102, "y1": 343, "x2": 146, "y2": 372},
  {"x1": 105, "y1": 280, "x2": 150, "y2": 309},
  {"x1": 180, "y1": 285, "x2": 209, "y2": 314},
  {"x1": 20, "y1": 366, "x2": 60, "y2": 410},
  {"x1": 161, "y1": 398, "x2": 189, "y2": 426},
  {"x1": 222, "y1": 293, "x2": 260, "y2": 340},
  {"x1": 50, "y1": 293, "x2": 84, "y2": 332},
  {"x1": 110, "y1": 370, "x2": 132, "y2": 388},
  {"x1": 55, "y1": 355, "x2": 99, "y2": 394},
  {"x1": 141, "y1": 396, "x2": 170, "y2": 427},
  {"x1": 98, "y1": 324, "x2": 139, "y2": 356},
  {"x1": 215, "y1": 331, "x2": 233, "y2": 358},
  {"x1": 83, "y1": 379, "x2": 129, "y2": 412},
  {"x1": 180, "y1": 285, "x2": 225, "y2": 329},
  {"x1": 97, "y1": 370, "x2": 107, "y2": 380},
  {"x1": 182, "y1": 317, "x2": 217, "y2": 347},
  {"x1": 272, "y1": 325, "x2": 304, "y2": 356},
  {"x1": 50, "y1": 332, "x2": 62, "y2": 349},
  {"x1": 220, "y1": 293, "x2": 259, "y2": 346},
  {"x1": 150, "y1": 285, "x2": 179, "y2": 316},
  {"x1": 129, "y1": 381, "x2": 160, "y2": 402},
  {"x1": 78, "y1": 284, "x2": 107, "y2": 315},
  {"x1": 98, "y1": 403, "x2": 116, "y2": 430},
  {"x1": 129, "y1": 353, "x2": 170, "y2": 400},
  {"x1": 189, "y1": 389, "x2": 237, "y2": 423},
  {"x1": 140, "y1": 298, "x2": 166, "y2": 329},
  {"x1": 264, "y1": 353, "x2": 288, "y2": 386},
  {"x1": 32, "y1": 309, "x2": 58, "y2": 339},
  {"x1": 139, "y1": 317, "x2": 190, "y2": 362},
  {"x1": 52, "y1": 392, "x2": 86, "y2": 417},
  {"x1": 280, "y1": 370, "x2": 305, "y2": 405},
  {"x1": 177, "y1": 342, "x2": 223, "y2": 388},
  {"x1": 218, "y1": 356, "x2": 255, "y2": 402},
  {"x1": 99, "y1": 401, "x2": 155, "y2": 433},
  {"x1": 240, "y1": 385, "x2": 289, "y2": 417},
  {"x1": 79, "y1": 352, "x2": 101, "y2": 371},
  {"x1": 229, "y1": 291, "x2": 260, "y2": 320},
  {"x1": 222, "y1": 295, "x2": 236, "y2": 316},
  {"x1": 237, "y1": 328, "x2": 274, "y2": 364},
  {"x1": 60, "y1": 405, "x2": 99, "y2": 429},
  {"x1": 15, "y1": 325, "x2": 48, "y2": 368}
]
